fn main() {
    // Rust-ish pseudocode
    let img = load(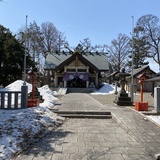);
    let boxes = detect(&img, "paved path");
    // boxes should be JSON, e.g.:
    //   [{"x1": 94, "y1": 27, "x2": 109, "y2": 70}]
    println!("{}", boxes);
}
[
  {"x1": 54, "y1": 93, "x2": 107, "y2": 112},
  {"x1": 13, "y1": 93, "x2": 160, "y2": 160}
]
